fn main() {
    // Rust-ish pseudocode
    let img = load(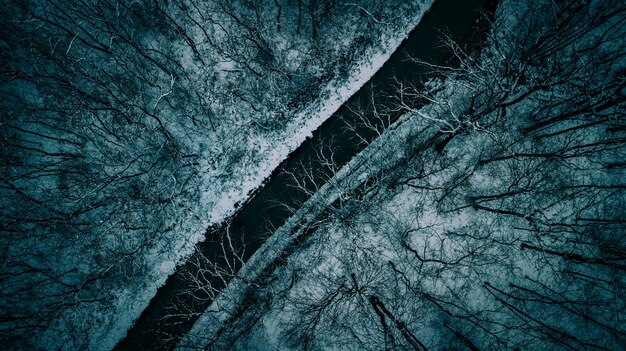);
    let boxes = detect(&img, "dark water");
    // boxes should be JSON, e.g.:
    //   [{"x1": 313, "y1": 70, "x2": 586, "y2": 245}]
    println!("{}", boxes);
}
[{"x1": 114, "y1": 0, "x2": 498, "y2": 349}]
